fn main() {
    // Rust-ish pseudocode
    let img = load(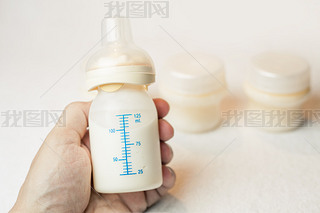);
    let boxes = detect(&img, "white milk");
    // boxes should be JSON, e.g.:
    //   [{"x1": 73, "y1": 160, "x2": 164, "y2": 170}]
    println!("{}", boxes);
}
[{"x1": 89, "y1": 84, "x2": 162, "y2": 193}]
